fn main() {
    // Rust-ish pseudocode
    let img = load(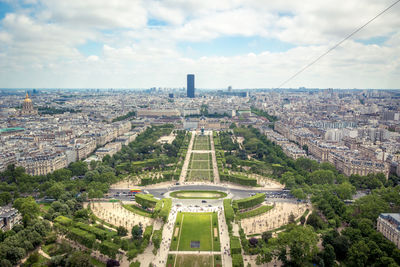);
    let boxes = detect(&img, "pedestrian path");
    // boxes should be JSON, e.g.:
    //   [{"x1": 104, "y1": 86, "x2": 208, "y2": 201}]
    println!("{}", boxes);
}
[{"x1": 179, "y1": 131, "x2": 195, "y2": 183}]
